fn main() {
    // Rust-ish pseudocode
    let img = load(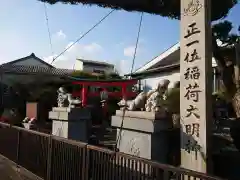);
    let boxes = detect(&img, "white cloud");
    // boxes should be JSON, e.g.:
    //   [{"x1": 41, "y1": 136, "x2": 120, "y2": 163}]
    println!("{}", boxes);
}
[
  {"x1": 123, "y1": 38, "x2": 145, "y2": 58},
  {"x1": 123, "y1": 45, "x2": 142, "y2": 58},
  {"x1": 139, "y1": 38, "x2": 145, "y2": 44},
  {"x1": 115, "y1": 42, "x2": 125, "y2": 48},
  {"x1": 53, "y1": 30, "x2": 66, "y2": 40},
  {"x1": 65, "y1": 42, "x2": 102, "y2": 53},
  {"x1": 44, "y1": 54, "x2": 67, "y2": 64},
  {"x1": 124, "y1": 46, "x2": 135, "y2": 57},
  {"x1": 116, "y1": 59, "x2": 131, "y2": 75},
  {"x1": 44, "y1": 42, "x2": 103, "y2": 69},
  {"x1": 83, "y1": 43, "x2": 102, "y2": 53}
]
